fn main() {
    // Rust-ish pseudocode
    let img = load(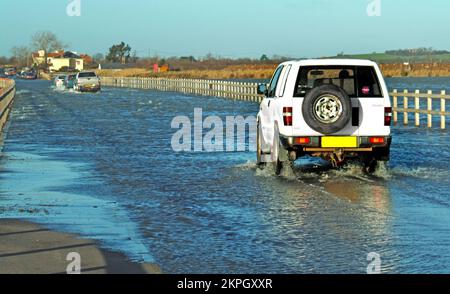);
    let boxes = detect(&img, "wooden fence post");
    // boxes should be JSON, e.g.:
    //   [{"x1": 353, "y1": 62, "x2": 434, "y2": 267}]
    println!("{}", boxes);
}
[
  {"x1": 415, "y1": 90, "x2": 420, "y2": 127},
  {"x1": 392, "y1": 89, "x2": 398, "y2": 124},
  {"x1": 428, "y1": 90, "x2": 433, "y2": 128},
  {"x1": 403, "y1": 89, "x2": 409, "y2": 125},
  {"x1": 441, "y1": 90, "x2": 446, "y2": 130}
]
